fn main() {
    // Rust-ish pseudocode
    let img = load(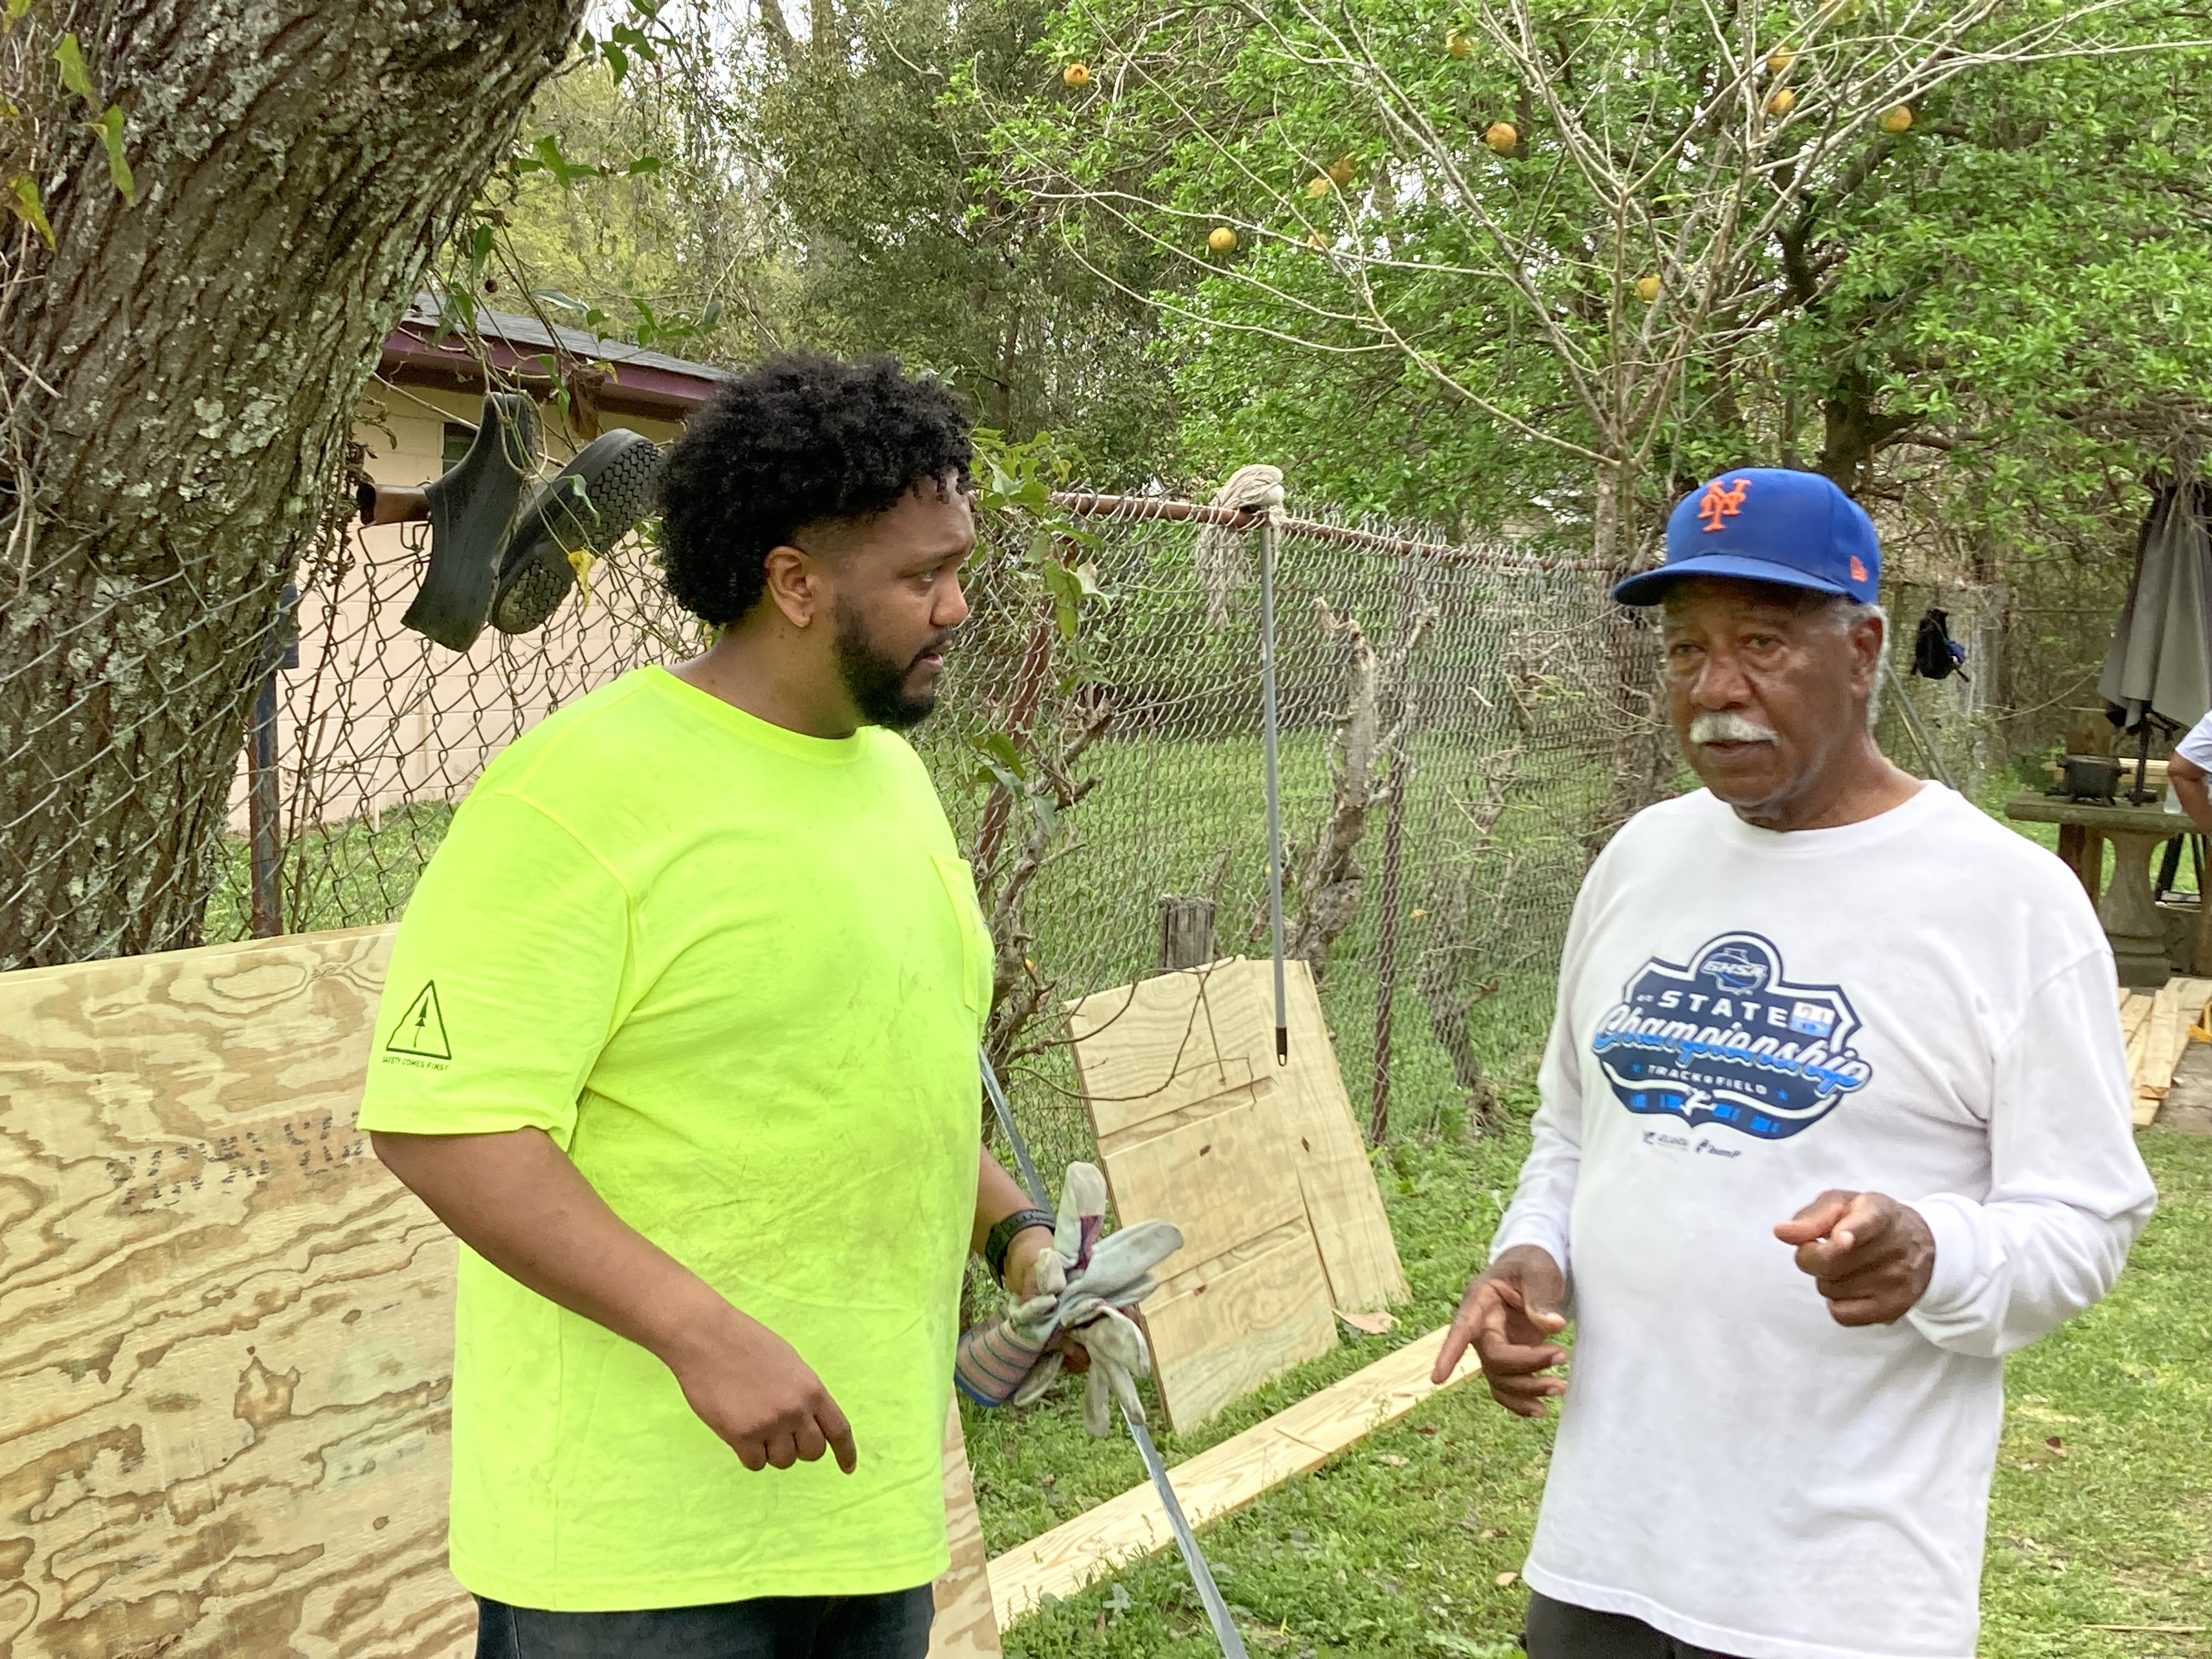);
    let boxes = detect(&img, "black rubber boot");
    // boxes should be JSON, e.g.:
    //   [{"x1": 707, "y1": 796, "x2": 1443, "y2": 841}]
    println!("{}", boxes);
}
[
  {"x1": 489, "y1": 429, "x2": 664, "y2": 635},
  {"x1": 400, "y1": 392, "x2": 538, "y2": 651}
]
